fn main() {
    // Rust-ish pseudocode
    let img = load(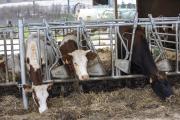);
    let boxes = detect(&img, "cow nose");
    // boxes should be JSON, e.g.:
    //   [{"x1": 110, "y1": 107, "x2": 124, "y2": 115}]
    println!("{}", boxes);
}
[
  {"x1": 82, "y1": 75, "x2": 89, "y2": 80},
  {"x1": 39, "y1": 106, "x2": 48, "y2": 113}
]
